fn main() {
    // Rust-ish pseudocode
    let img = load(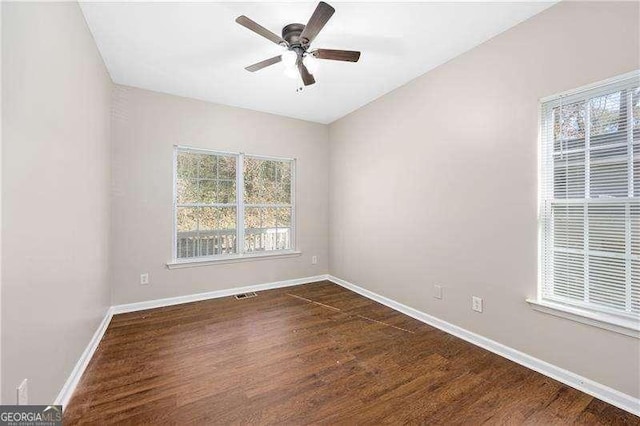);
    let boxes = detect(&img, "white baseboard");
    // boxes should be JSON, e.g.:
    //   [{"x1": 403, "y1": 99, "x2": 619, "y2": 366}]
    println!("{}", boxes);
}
[
  {"x1": 327, "y1": 275, "x2": 640, "y2": 417},
  {"x1": 111, "y1": 275, "x2": 328, "y2": 314},
  {"x1": 54, "y1": 306, "x2": 113, "y2": 410},
  {"x1": 55, "y1": 274, "x2": 329, "y2": 409}
]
